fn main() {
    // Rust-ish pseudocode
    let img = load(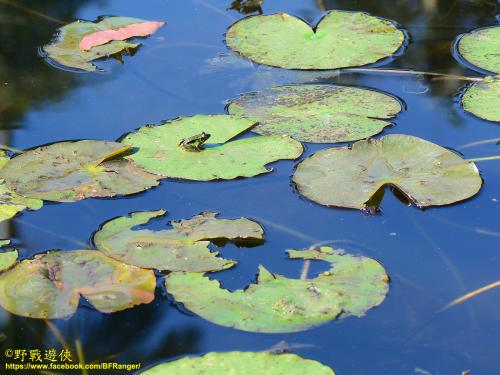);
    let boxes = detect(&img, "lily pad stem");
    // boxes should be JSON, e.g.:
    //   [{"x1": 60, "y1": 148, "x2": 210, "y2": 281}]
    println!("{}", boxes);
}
[
  {"x1": 345, "y1": 68, "x2": 482, "y2": 81},
  {"x1": 466, "y1": 155, "x2": 500, "y2": 162}
]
